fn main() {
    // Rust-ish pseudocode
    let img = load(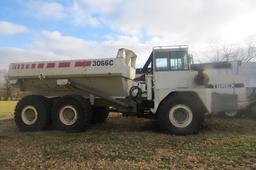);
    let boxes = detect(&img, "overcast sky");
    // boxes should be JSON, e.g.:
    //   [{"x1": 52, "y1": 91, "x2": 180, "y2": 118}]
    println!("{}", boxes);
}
[{"x1": 0, "y1": 0, "x2": 256, "y2": 69}]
